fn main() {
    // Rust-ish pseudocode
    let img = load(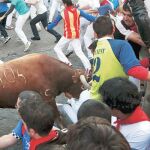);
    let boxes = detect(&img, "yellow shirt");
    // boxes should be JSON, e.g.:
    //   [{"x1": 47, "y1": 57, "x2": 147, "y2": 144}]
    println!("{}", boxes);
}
[{"x1": 90, "y1": 38, "x2": 127, "y2": 100}]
